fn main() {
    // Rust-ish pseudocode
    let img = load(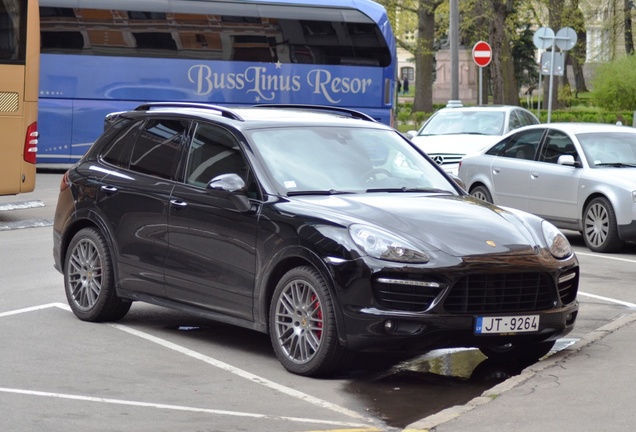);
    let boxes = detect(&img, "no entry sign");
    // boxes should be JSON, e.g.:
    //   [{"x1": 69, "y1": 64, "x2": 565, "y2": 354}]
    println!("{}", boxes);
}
[{"x1": 472, "y1": 41, "x2": 492, "y2": 67}]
